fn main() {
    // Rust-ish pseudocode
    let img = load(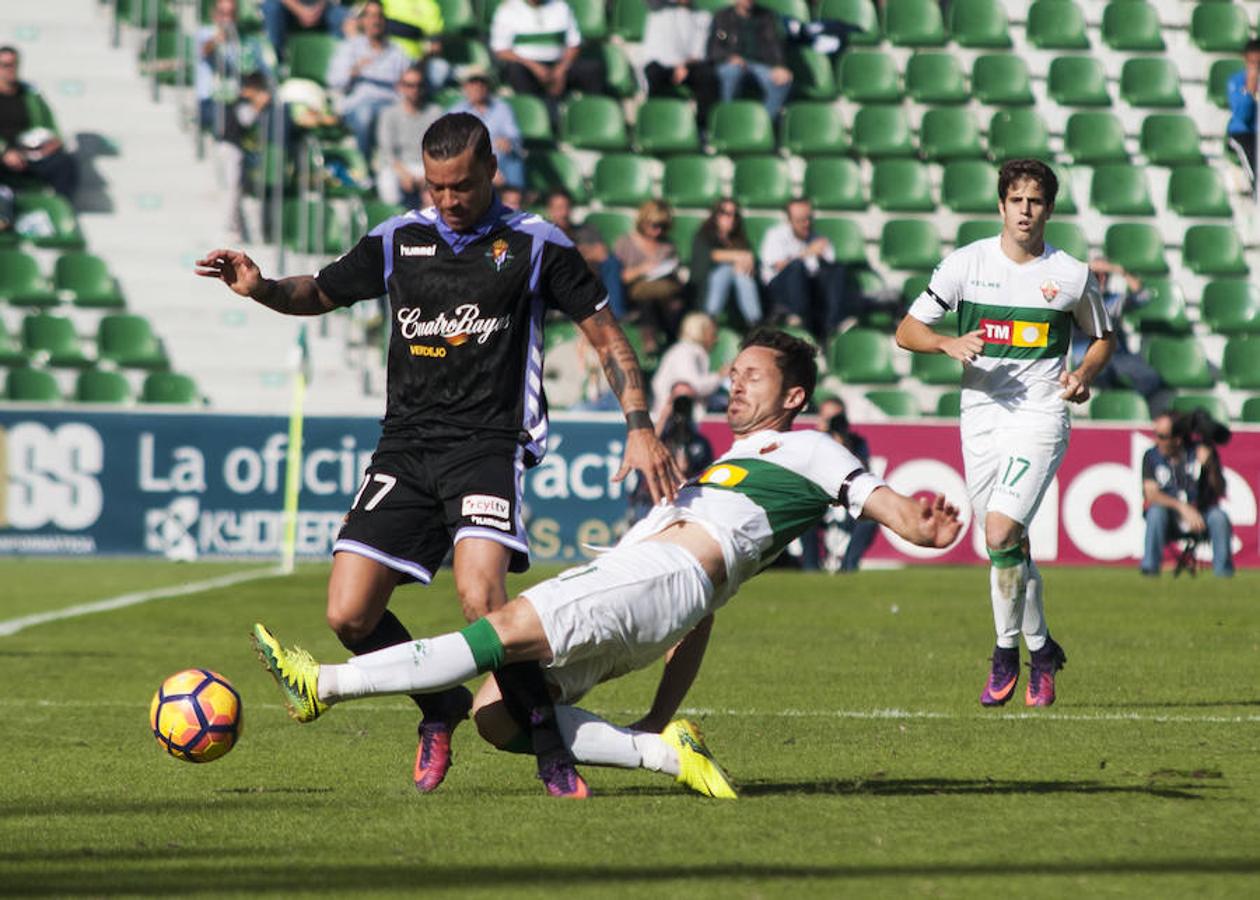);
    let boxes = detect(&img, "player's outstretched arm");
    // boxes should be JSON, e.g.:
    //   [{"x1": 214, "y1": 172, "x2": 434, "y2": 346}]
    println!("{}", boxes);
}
[
  {"x1": 194, "y1": 249, "x2": 337, "y2": 316},
  {"x1": 627, "y1": 615, "x2": 714, "y2": 734},
  {"x1": 862, "y1": 488, "x2": 963, "y2": 549}
]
